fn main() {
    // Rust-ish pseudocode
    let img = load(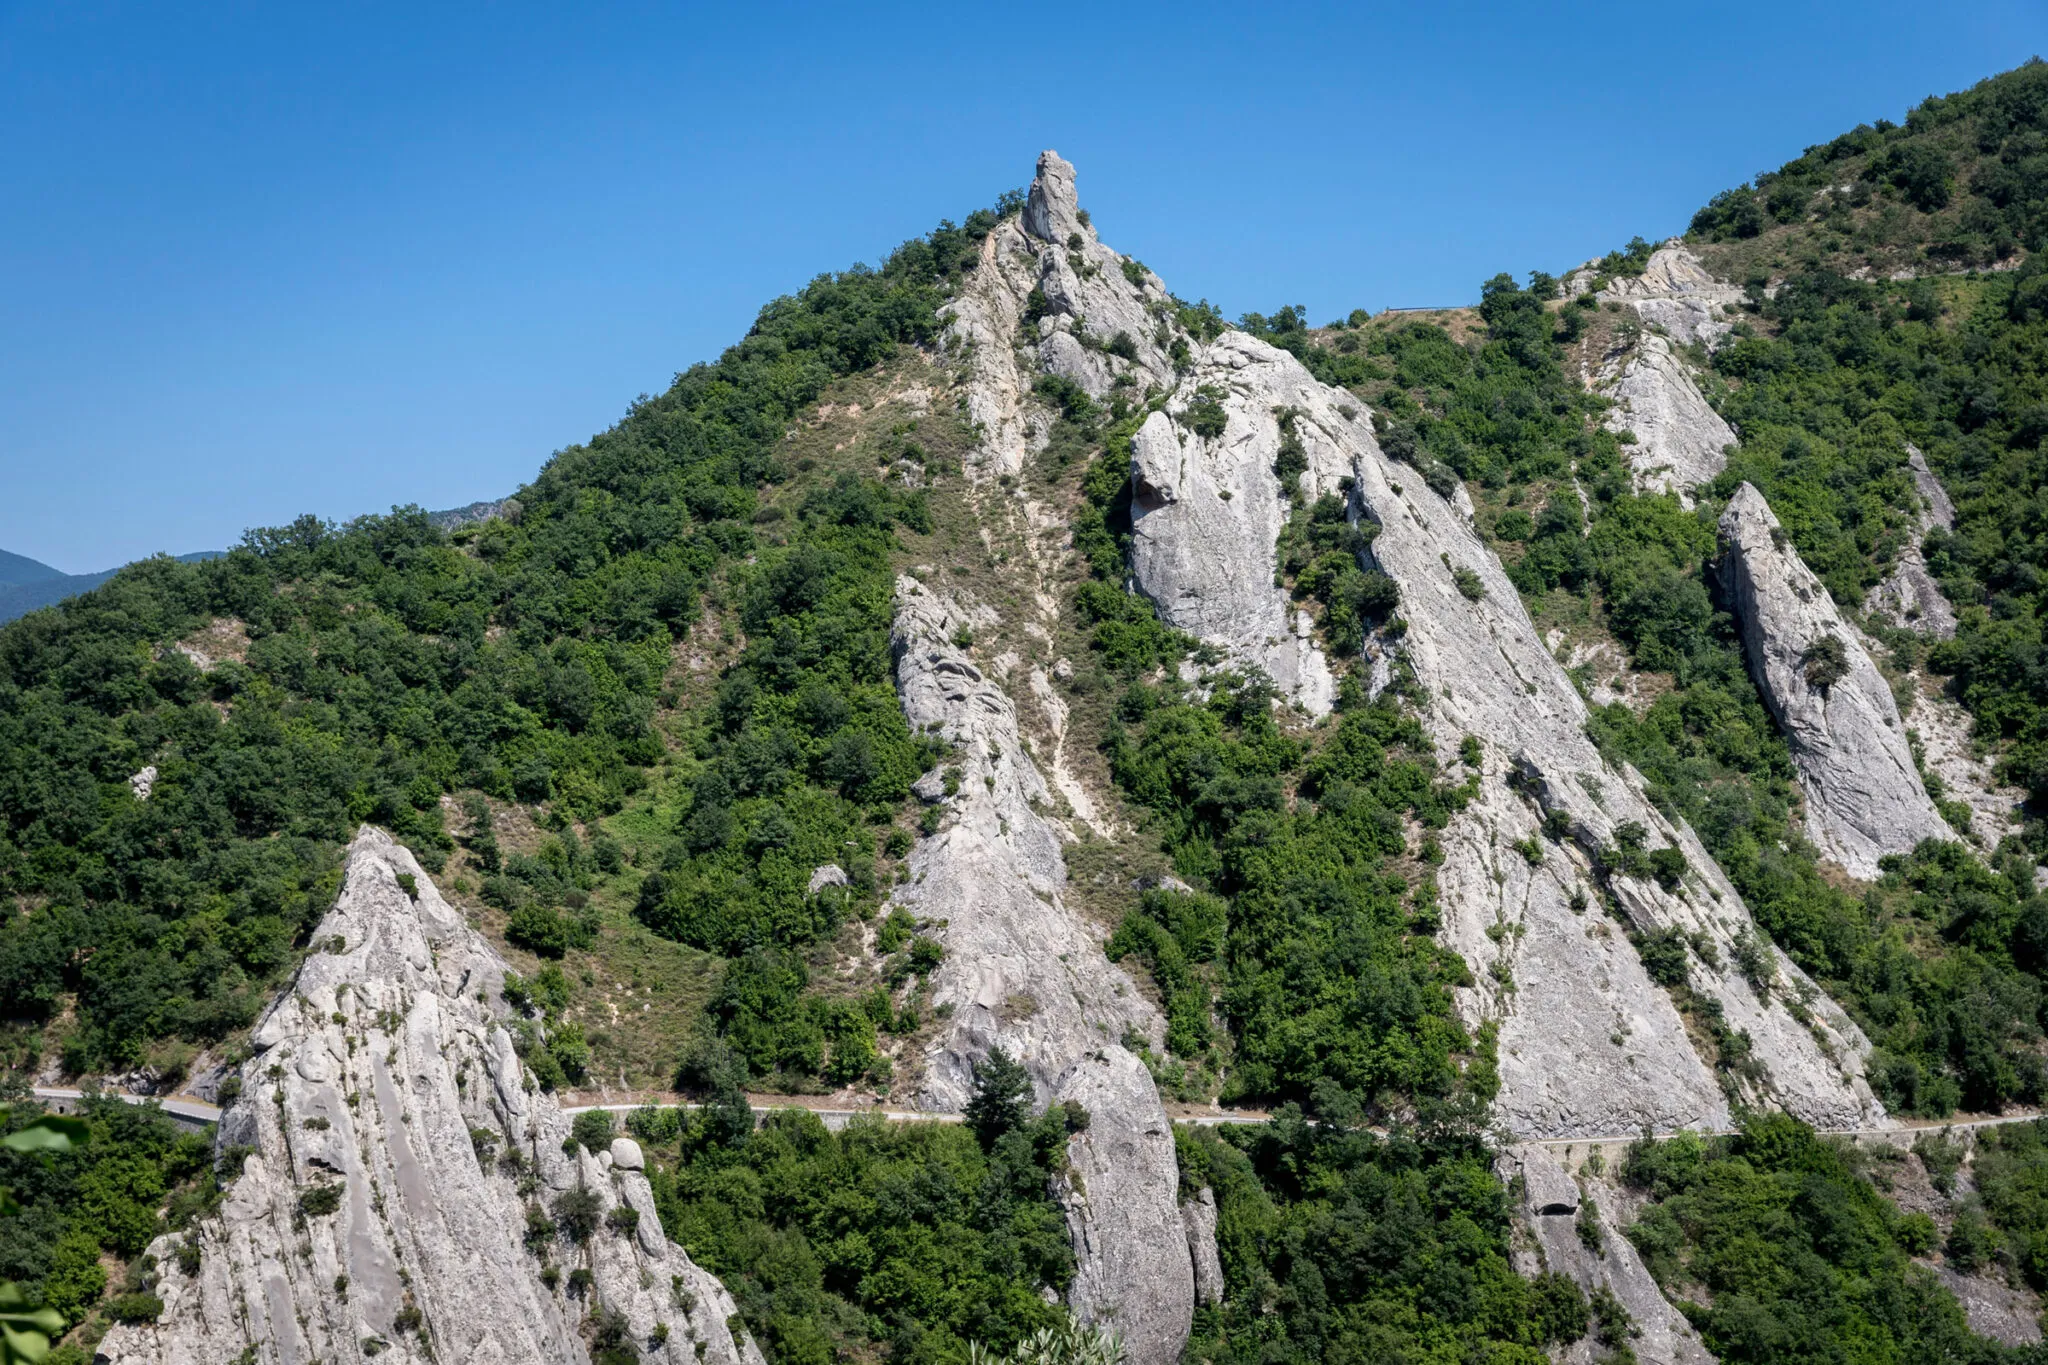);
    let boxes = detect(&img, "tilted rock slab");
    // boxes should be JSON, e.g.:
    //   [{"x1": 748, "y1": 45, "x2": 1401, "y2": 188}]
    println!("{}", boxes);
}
[
  {"x1": 99, "y1": 827, "x2": 761, "y2": 1365},
  {"x1": 942, "y1": 151, "x2": 1336, "y2": 714},
  {"x1": 1498, "y1": 1146, "x2": 1715, "y2": 1365},
  {"x1": 1593, "y1": 245, "x2": 1742, "y2": 503},
  {"x1": 1718, "y1": 484, "x2": 1958, "y2": 879},
  {"x1": 1126, "y1": 328, "x2": 1881, "y2": 1137},
  {"x1": 891, "y1": 576, "x2": 1198, "y2": 1365},
  {"x1": 1867, "y1": 446, "x2": 1960, "y2": 639},
  {"x1": 1596, "y1": 335, "x2": 1737, "y2": 503}
]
